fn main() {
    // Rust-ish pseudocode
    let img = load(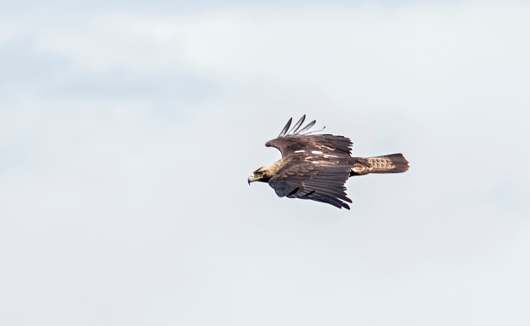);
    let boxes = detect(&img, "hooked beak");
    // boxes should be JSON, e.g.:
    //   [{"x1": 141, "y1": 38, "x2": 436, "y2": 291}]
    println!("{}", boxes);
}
[{"x1": 248, "y1": 174, "x2": 257, "y2": 185}]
